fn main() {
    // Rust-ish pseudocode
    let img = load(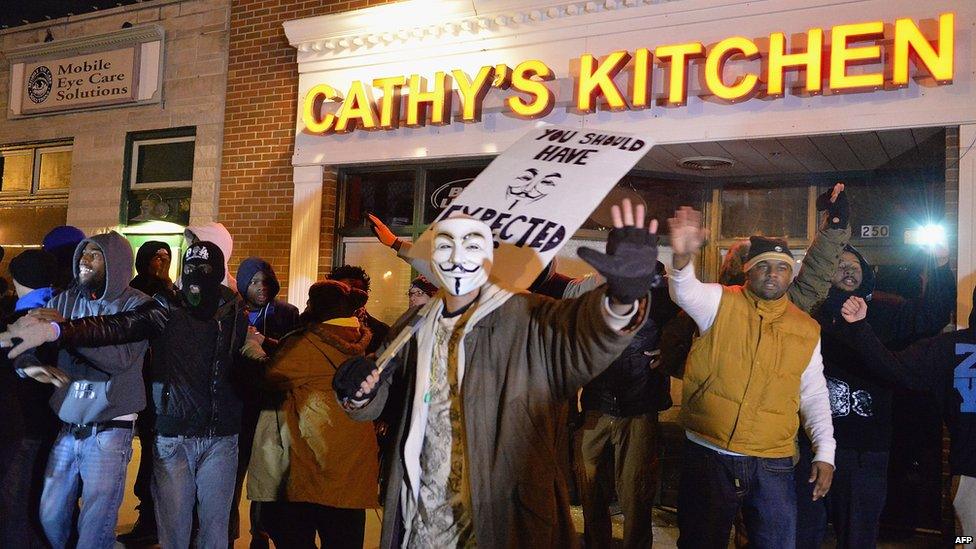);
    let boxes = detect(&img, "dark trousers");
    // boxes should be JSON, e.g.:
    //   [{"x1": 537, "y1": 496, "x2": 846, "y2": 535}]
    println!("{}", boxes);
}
[
  {"x1": 575, "y1": 411, "x2": 660, "y2": 549},
  {"x1": 132, "y1": 417, "x2": 156, "y2": 522},
  {"x1": 230, "y1": 403, "x2": 268, "y2": 547},
  {"x1": 0, "y1": 438, "x2": 53, "y2": 548},
  {"x1": 677, "y1": 439, "x2": 797, "y2": 549},
  {"x1": 261, "y1": 502, "x2": 366, "y2": 549},
  {"x1": 796, "y1": 438, "x2": 888, "y2": 549}
]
